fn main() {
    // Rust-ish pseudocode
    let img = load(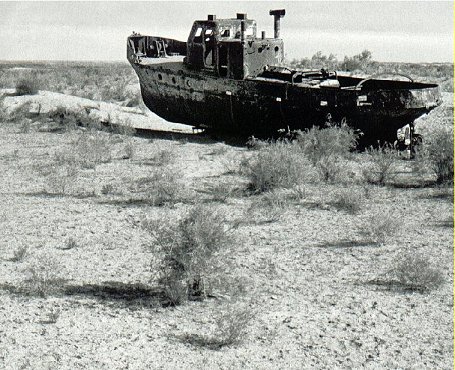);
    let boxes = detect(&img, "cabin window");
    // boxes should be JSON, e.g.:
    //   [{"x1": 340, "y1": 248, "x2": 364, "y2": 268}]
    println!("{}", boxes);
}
[
  {"x1": 204, "y1": 28, "x2": 215, "y2": 67},
  {"x1": 193, "y1": 27, "x2": 203, "y2": 43},
  {"x1": 204, "y1": 29, "x2": 213, "y2": 42},
  {"x1": 220, "y1": 28, "x2": 230, "y2": 38}
]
